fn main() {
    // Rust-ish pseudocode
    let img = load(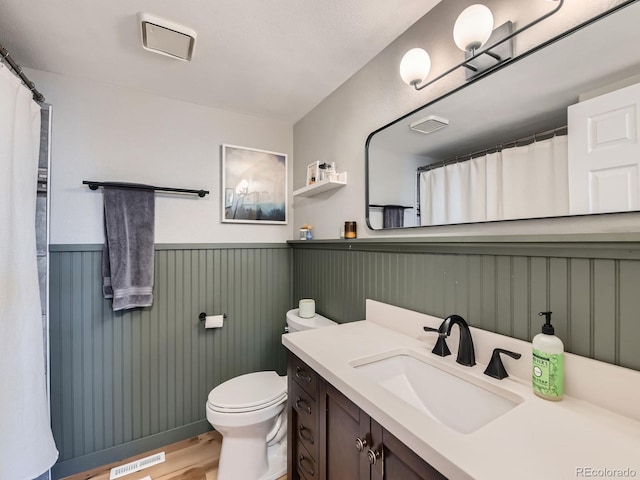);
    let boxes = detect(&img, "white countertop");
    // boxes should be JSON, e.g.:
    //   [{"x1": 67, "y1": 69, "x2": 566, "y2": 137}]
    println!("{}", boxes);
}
[{"x1": 282, "y1": 302, "x2": 640, "y2": 480}]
